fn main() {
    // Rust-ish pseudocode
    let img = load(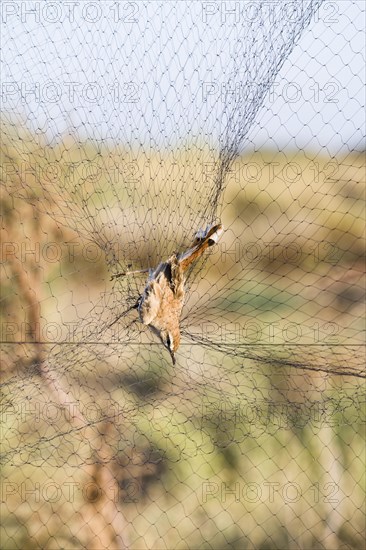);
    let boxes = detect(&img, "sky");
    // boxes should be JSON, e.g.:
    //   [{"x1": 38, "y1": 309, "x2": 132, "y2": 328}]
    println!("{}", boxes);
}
[{"x1": 1, "y1": 0, "x2": 365, "y2": 154}]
